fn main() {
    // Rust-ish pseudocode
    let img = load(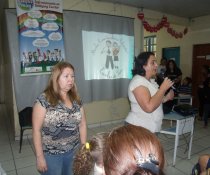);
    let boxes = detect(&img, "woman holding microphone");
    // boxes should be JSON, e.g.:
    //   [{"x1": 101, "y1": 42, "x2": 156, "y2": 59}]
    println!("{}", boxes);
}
[{"x1": 125, "y1": 52, "x2": 174, "y2": 133}]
